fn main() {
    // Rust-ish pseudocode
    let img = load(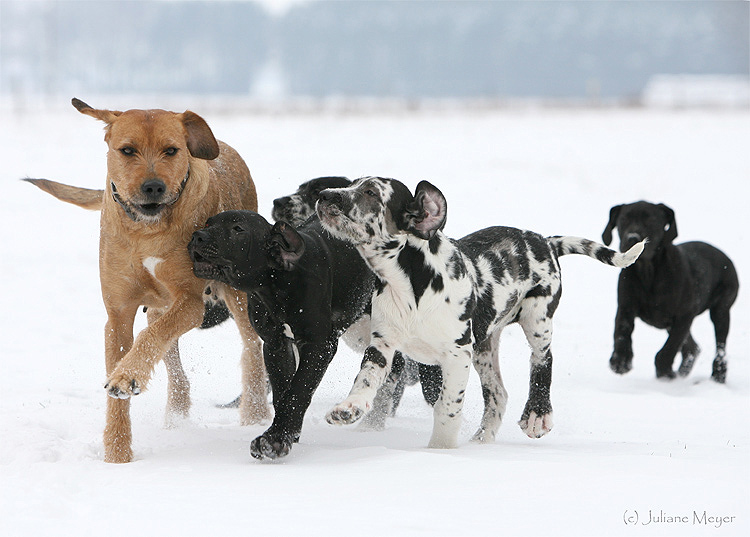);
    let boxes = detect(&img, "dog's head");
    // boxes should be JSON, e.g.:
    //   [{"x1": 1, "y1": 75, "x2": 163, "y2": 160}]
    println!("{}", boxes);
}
[
  {"x1": 188, "y1": 210, "x2": 308, "y2": 289},
  {"x1": 316, "y1": 177, "x2": 447, "y2": 247},
  {"x1": 73, "y1": 98, "x2": 220, "y2": 224},
  {"x1": 602, "y1": 201, "x2": 677, "y2": 261},
  {"x1": 272, "y1": 176, "x2": 351, "y2": 226}
]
